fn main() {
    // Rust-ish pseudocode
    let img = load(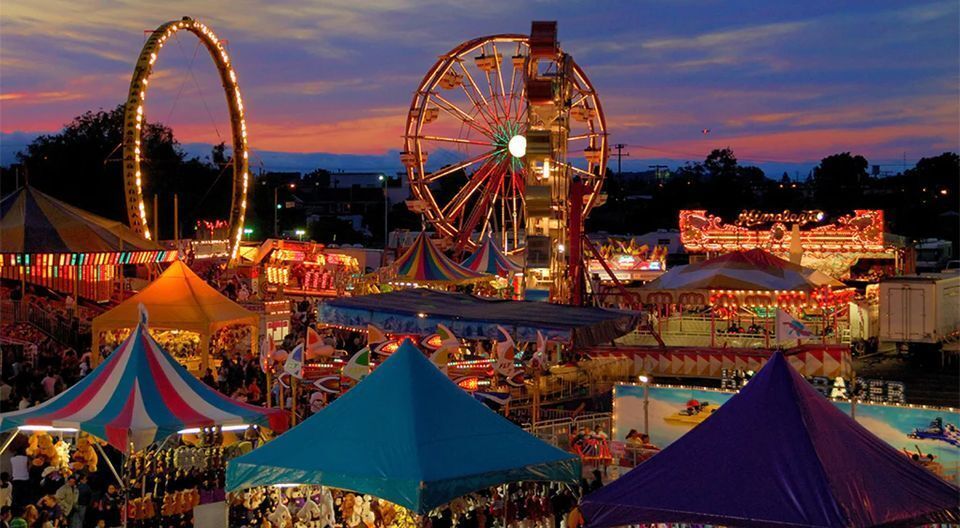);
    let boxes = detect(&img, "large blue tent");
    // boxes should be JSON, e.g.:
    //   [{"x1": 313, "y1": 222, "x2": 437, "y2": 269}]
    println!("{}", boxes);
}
[
  {"x1": 581, "y1": 352, "x2": 959, "y2": 528},
  {"x1": 226, "y1": 341, "x2": 580, "y2": 513}
]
